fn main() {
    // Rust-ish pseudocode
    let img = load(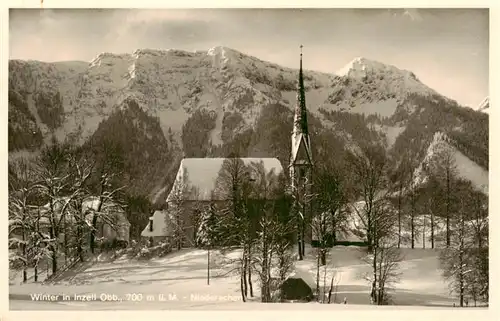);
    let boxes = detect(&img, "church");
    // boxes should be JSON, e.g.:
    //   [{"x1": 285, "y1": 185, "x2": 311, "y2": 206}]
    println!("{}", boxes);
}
[
  {"x1": 141, "y1": 47, "x2": 316, "y2": 247},
  {"x1": 141, "y1": 157, "x2": 284, "y2": 245}
]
